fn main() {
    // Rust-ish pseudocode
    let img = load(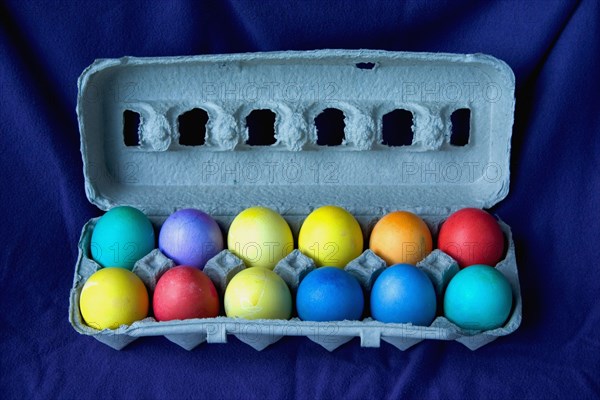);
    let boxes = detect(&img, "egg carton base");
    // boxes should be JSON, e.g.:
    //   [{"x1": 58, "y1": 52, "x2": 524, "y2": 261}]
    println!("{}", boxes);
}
[{"x1": 69, "y1": 215, "x2": 521, "y2": 352}]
